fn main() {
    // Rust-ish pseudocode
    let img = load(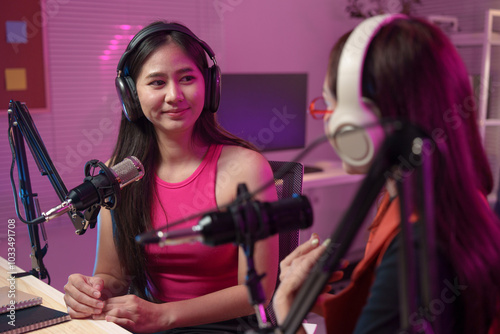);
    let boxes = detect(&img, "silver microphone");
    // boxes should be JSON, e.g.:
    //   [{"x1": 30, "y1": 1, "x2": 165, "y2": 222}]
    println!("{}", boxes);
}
[{"x1": 34, "y1": 156, "x2": 144, "y2": 224}]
